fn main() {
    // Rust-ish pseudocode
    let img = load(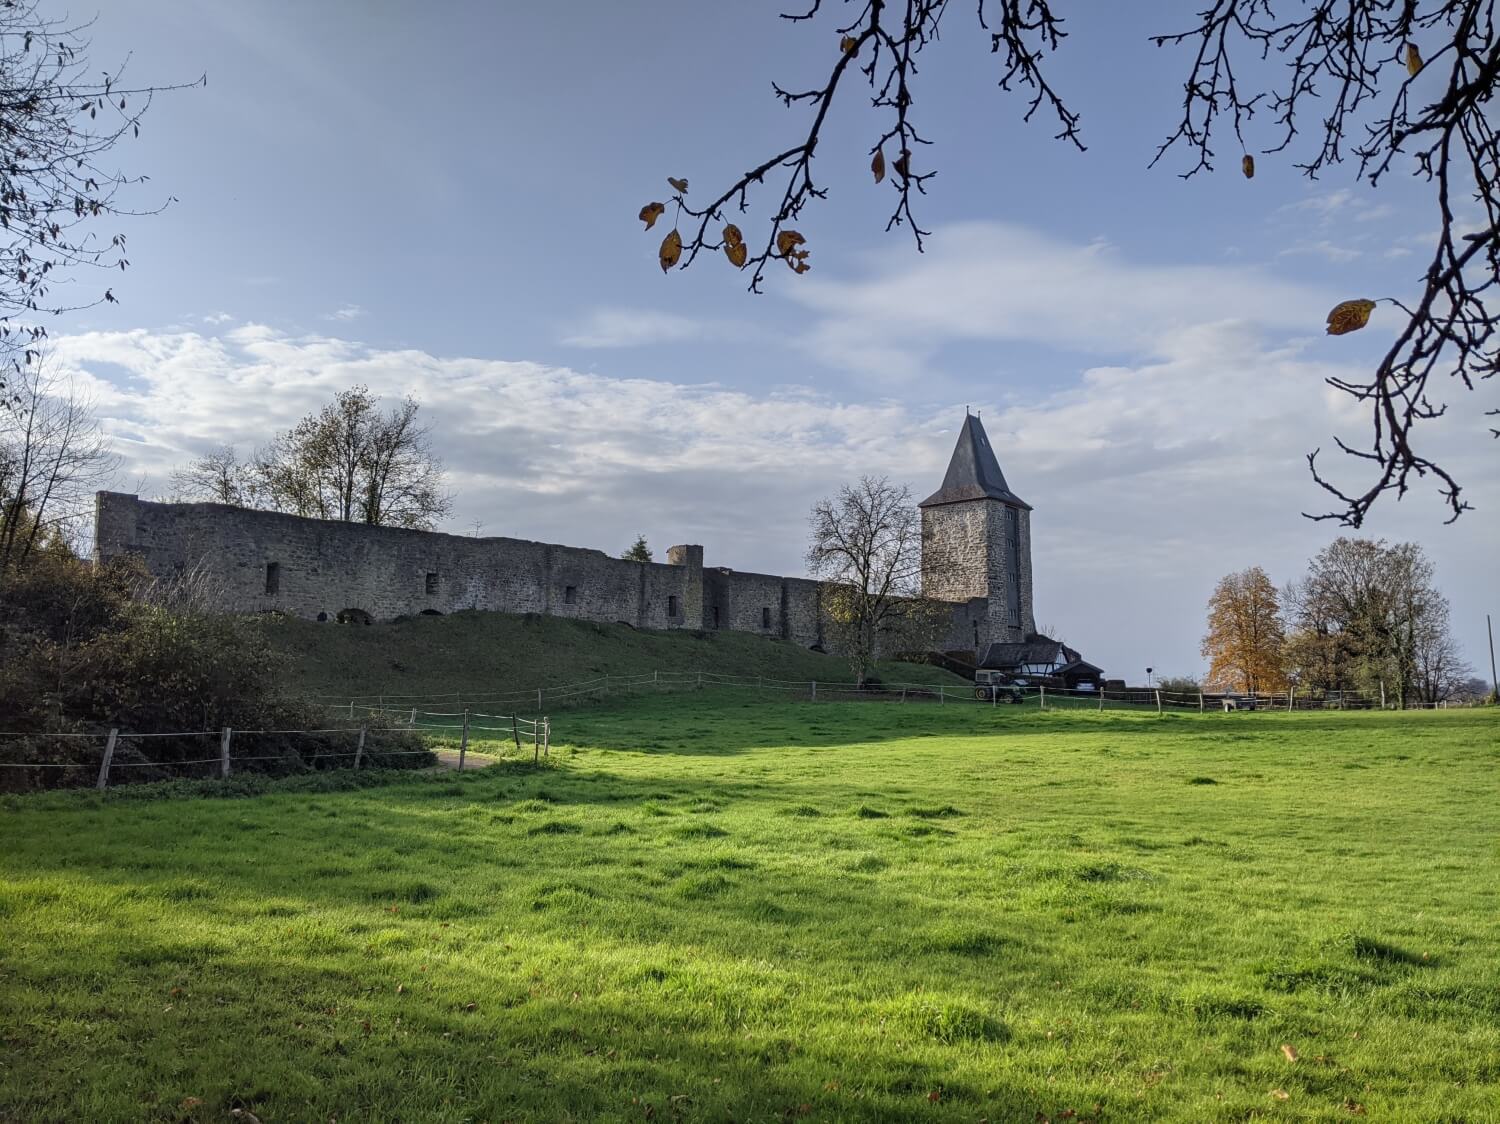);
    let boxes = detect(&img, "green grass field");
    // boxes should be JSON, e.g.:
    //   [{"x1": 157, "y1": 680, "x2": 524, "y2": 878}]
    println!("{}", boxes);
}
[{"x1": 2, "y1": 694, "x2": 1497, "y2": 1122}]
